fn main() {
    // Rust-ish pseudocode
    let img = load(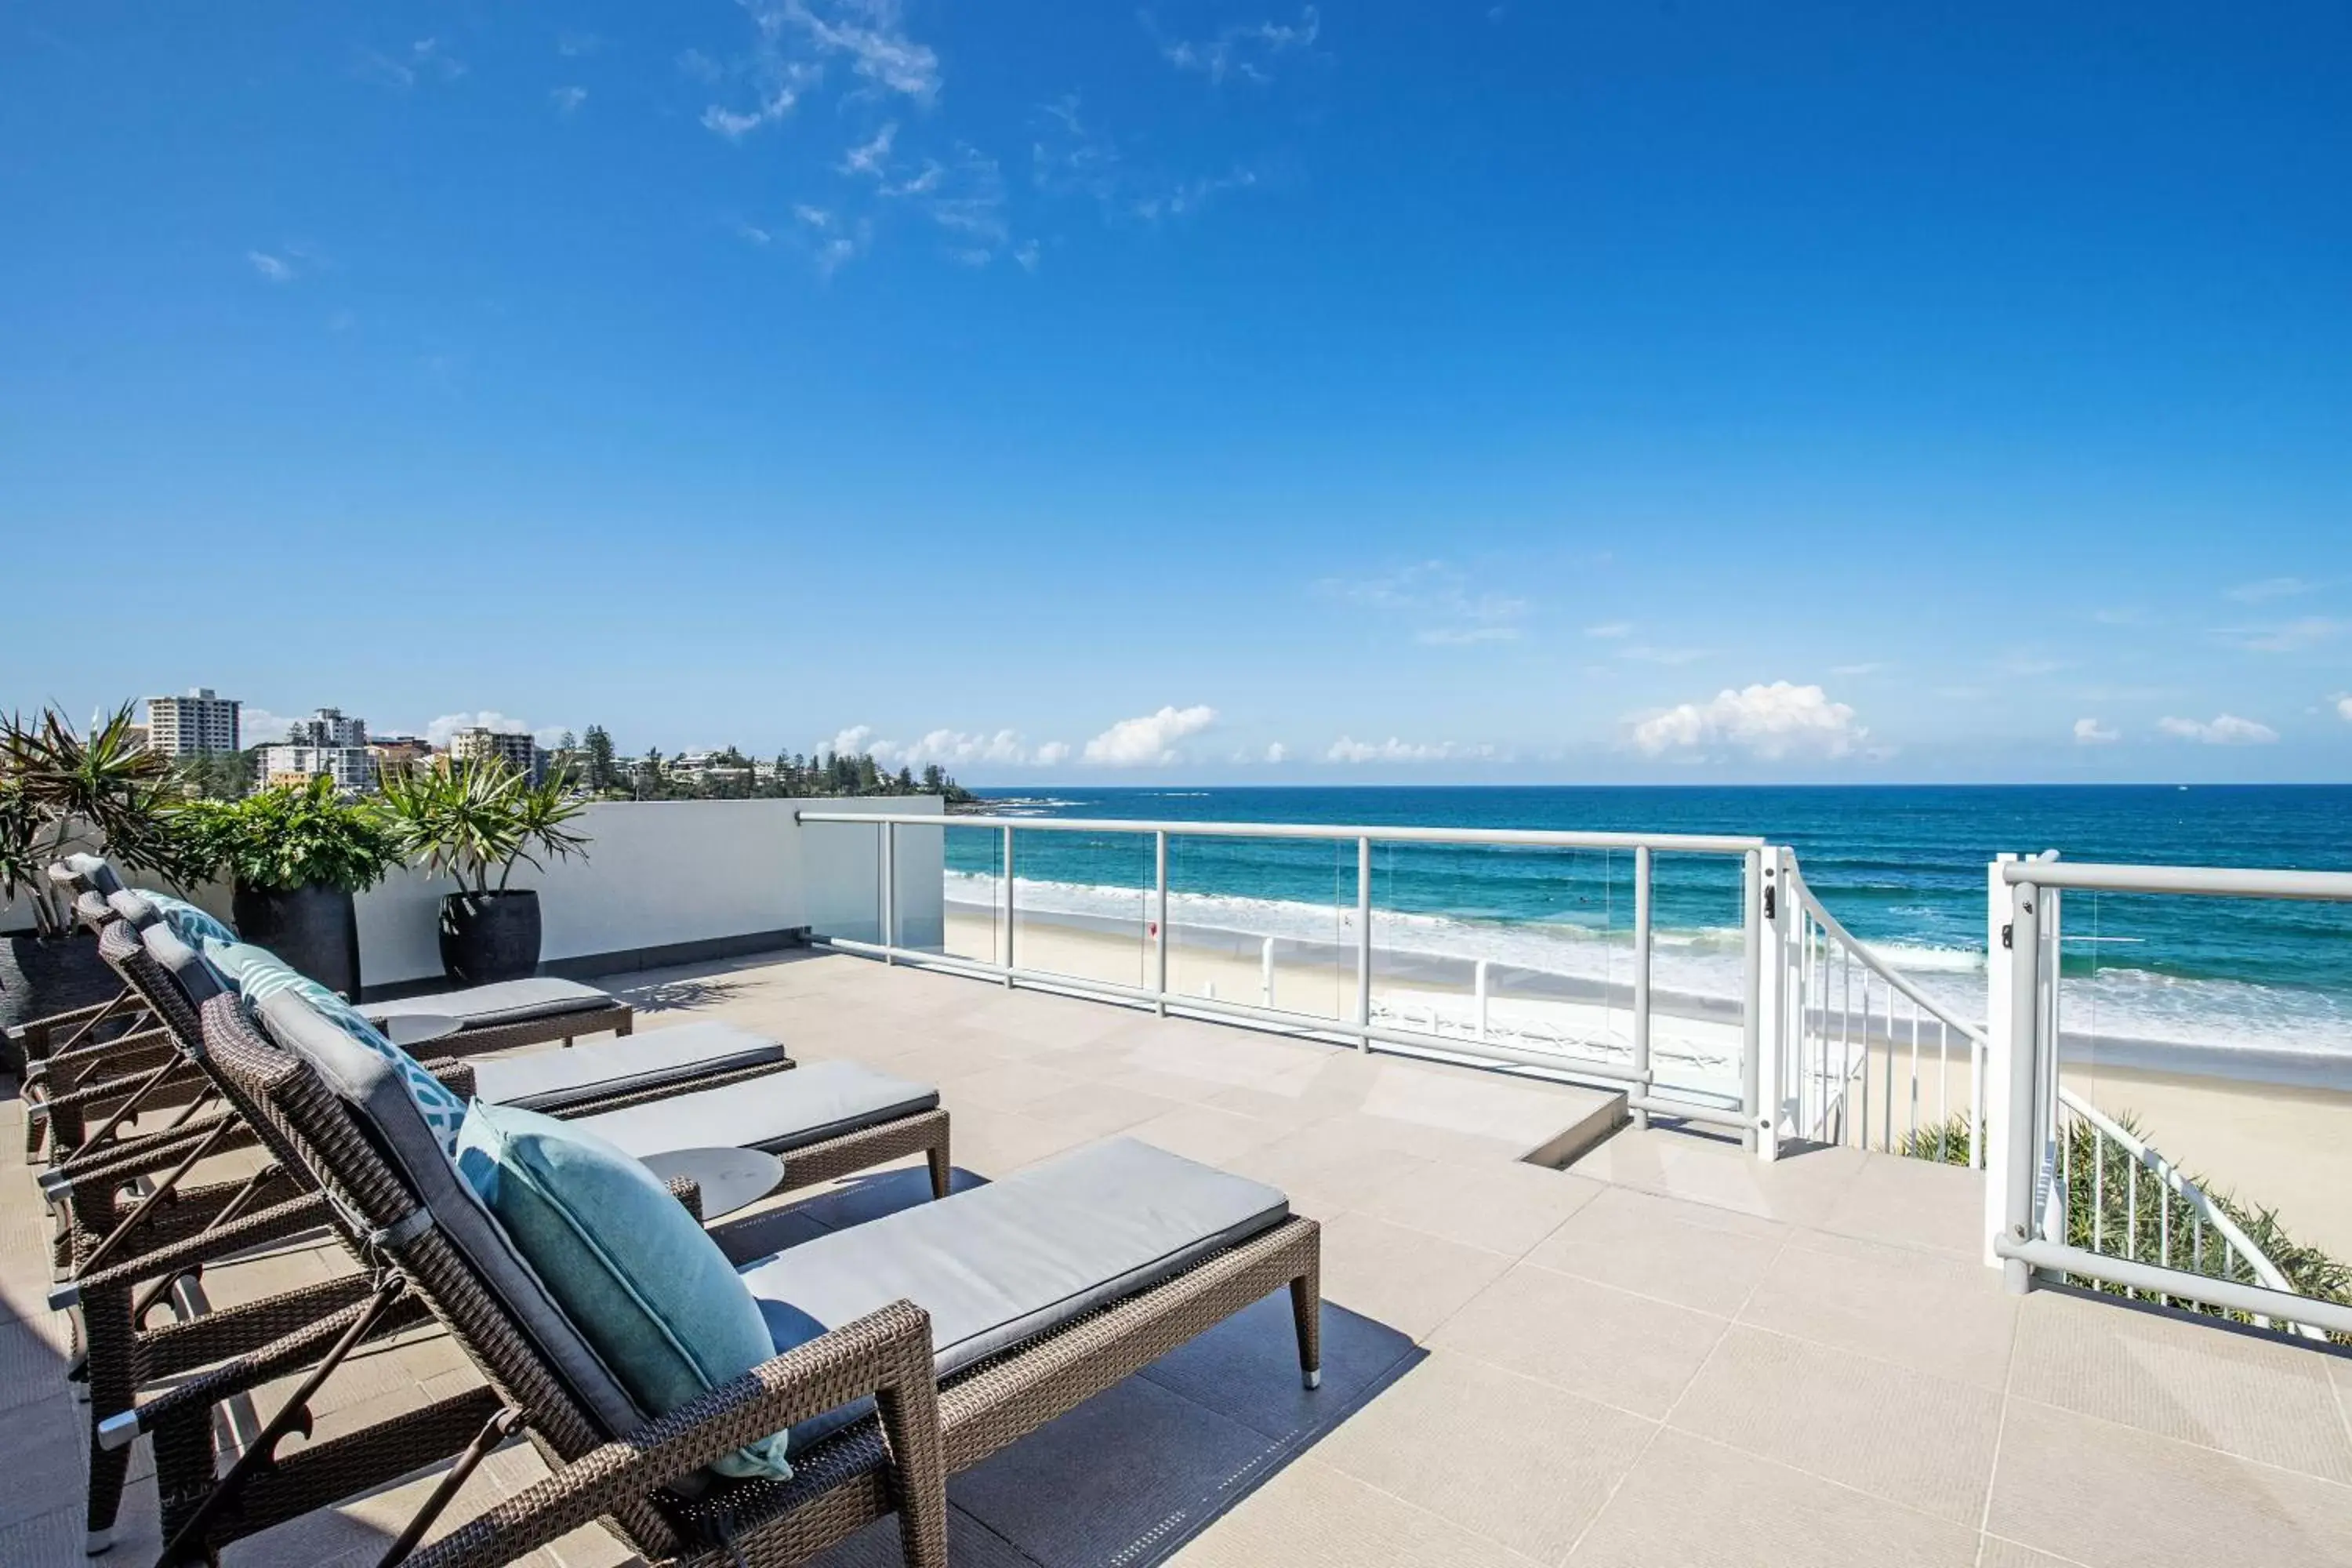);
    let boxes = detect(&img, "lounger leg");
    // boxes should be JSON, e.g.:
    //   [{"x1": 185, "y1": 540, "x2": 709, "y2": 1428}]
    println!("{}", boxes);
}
[
  {"x1": 924, "y1": 1124, "x2": 952, "y2": 1202},
  {"x1": 82, "y1": 1286, "x2": 135, "y2": 1551},
  {"x1": 1289, "y1": 1265, "x2": 1322, "y2": 1391},
  {"x1": 873, "y1": 1329, "x2": 948, "y2": 1568}
]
